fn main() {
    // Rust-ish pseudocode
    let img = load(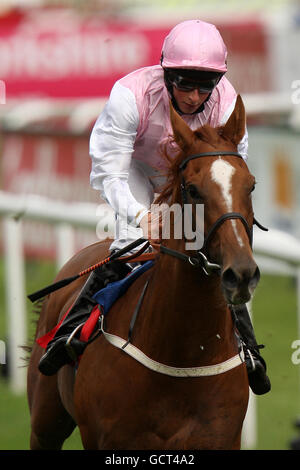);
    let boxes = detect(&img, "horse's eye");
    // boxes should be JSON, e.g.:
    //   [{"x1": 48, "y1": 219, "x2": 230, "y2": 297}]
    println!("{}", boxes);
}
[{"x1": 187, "y1": 184, "x2": 202, "y2": 200}]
